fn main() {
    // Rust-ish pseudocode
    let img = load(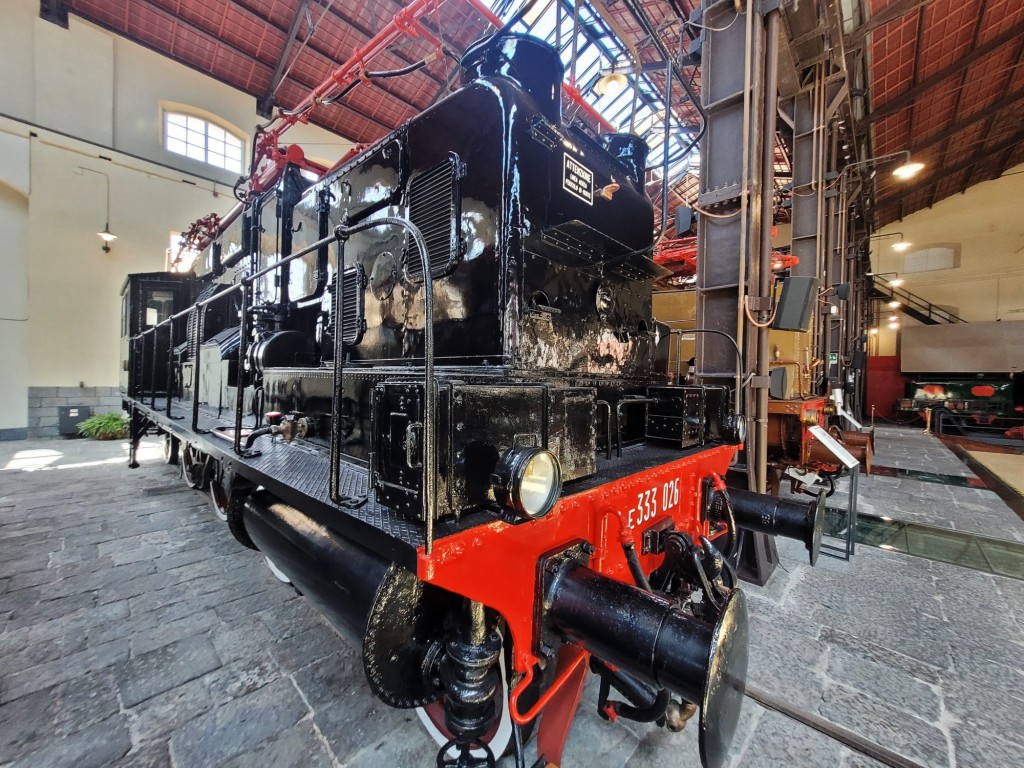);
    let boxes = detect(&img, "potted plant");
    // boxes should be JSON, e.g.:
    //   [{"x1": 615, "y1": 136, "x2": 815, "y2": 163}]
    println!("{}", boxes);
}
[{"x1": 77, "y1": 412, "x2": 129, "y2": 440}]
